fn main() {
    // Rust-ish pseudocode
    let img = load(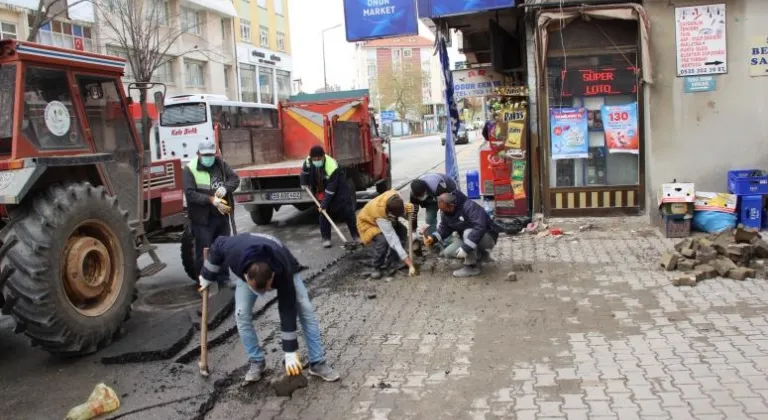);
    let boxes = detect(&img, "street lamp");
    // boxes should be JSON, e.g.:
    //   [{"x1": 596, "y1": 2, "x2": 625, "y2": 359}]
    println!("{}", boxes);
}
[{"x1": 322, "y1": 24, "x2": 342, "y2": 92}]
